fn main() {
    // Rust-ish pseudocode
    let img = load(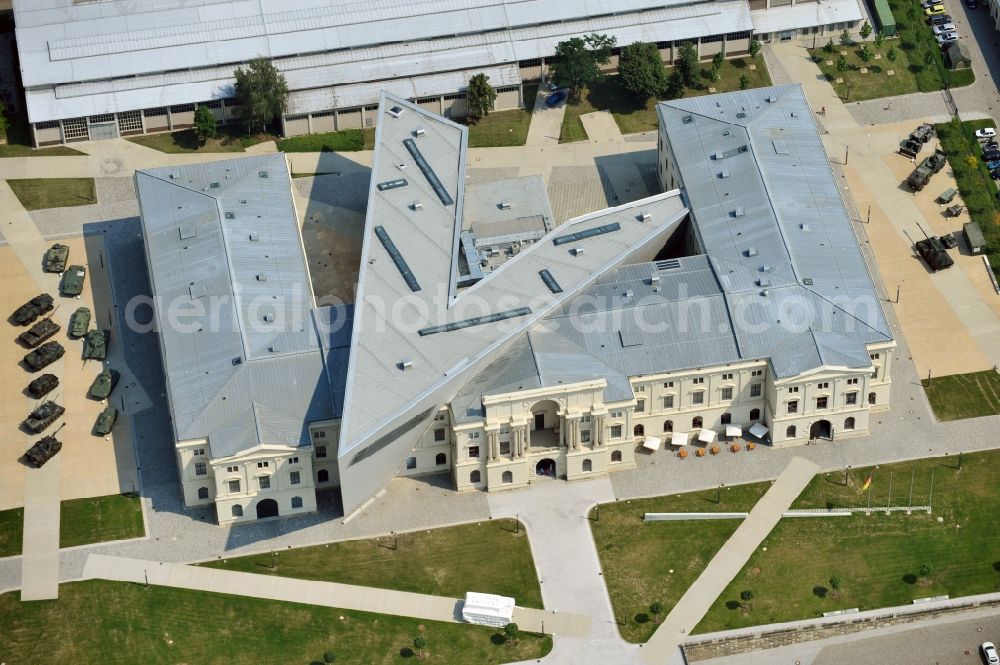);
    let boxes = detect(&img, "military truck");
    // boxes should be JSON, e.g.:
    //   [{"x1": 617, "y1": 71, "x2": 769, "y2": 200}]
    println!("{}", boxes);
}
[
  {"x1": 94, "y1": 405, "x2": 118, "y2": 436},
  {"x1": 87, "y1": 369, "x2": 120, "y2": 400},
  {"x1": 60, "y1": 265, "x2": 87, "y2": 296},
  {"x1": 899, "y1": 138, "x2": 924, "y2": 159},
  {"x1": 82, "y1": 329, "x2": 108, "y2": 360},
  {"x1": 69, "y1": 307, "x2": 91, "y2": 338},
  {"x1": 911, "y1": 123, "x2": 936, "y2": 143},
  {"x1": 11, "y1": 294, "x2": 54, "y2": 326},
  {"x1": 44, "y1": 244, "x2": 69, "y2": 273},
  {"x1": 23, "y1": 401, "x2": 65, "y2": 434},
  {"x1": 18, "y1": 318, "x2": 61, "y2": 349},
  {"x1": 907, "y1": 149, "x2": 948, "y2": 191},
  {"x1": 20, "y1": 436, "x2": 62, "y2": 468},
  {"x1": 23, "y1": 341, "x2": 65, "y2": 371},
  {"x1": 27, "y1": 373, "x2": 59, "y2": 399},
  {"x1": 915, "y1": 236, "x2": 955, "y2": 271}
]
